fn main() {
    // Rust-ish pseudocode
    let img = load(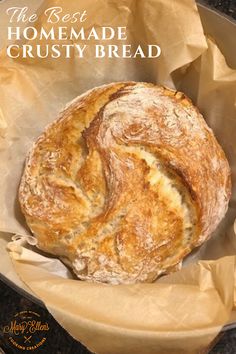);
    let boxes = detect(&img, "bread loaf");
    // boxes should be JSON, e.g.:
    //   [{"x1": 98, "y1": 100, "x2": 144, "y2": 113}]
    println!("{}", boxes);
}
[{"x1": 19, "y1": 82, "x2": 231, "y2": 284}]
